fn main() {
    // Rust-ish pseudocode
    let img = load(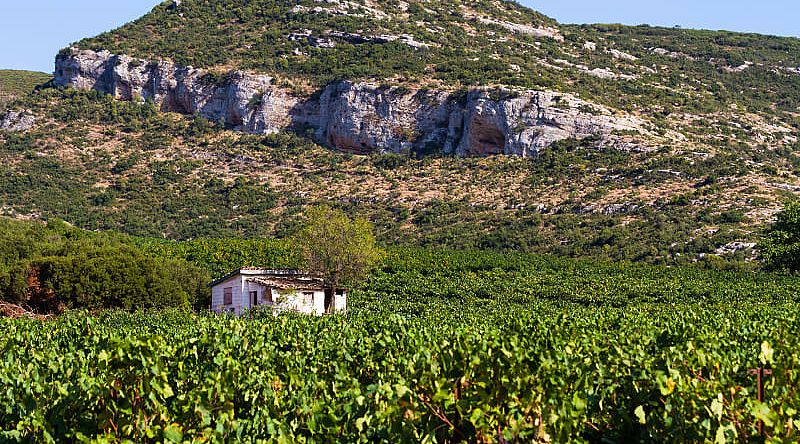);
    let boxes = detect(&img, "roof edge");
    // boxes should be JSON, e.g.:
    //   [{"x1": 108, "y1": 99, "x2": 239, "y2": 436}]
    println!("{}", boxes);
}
[{"x1": 208, "y1": 268, "x2": 315, "y2": 287}]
